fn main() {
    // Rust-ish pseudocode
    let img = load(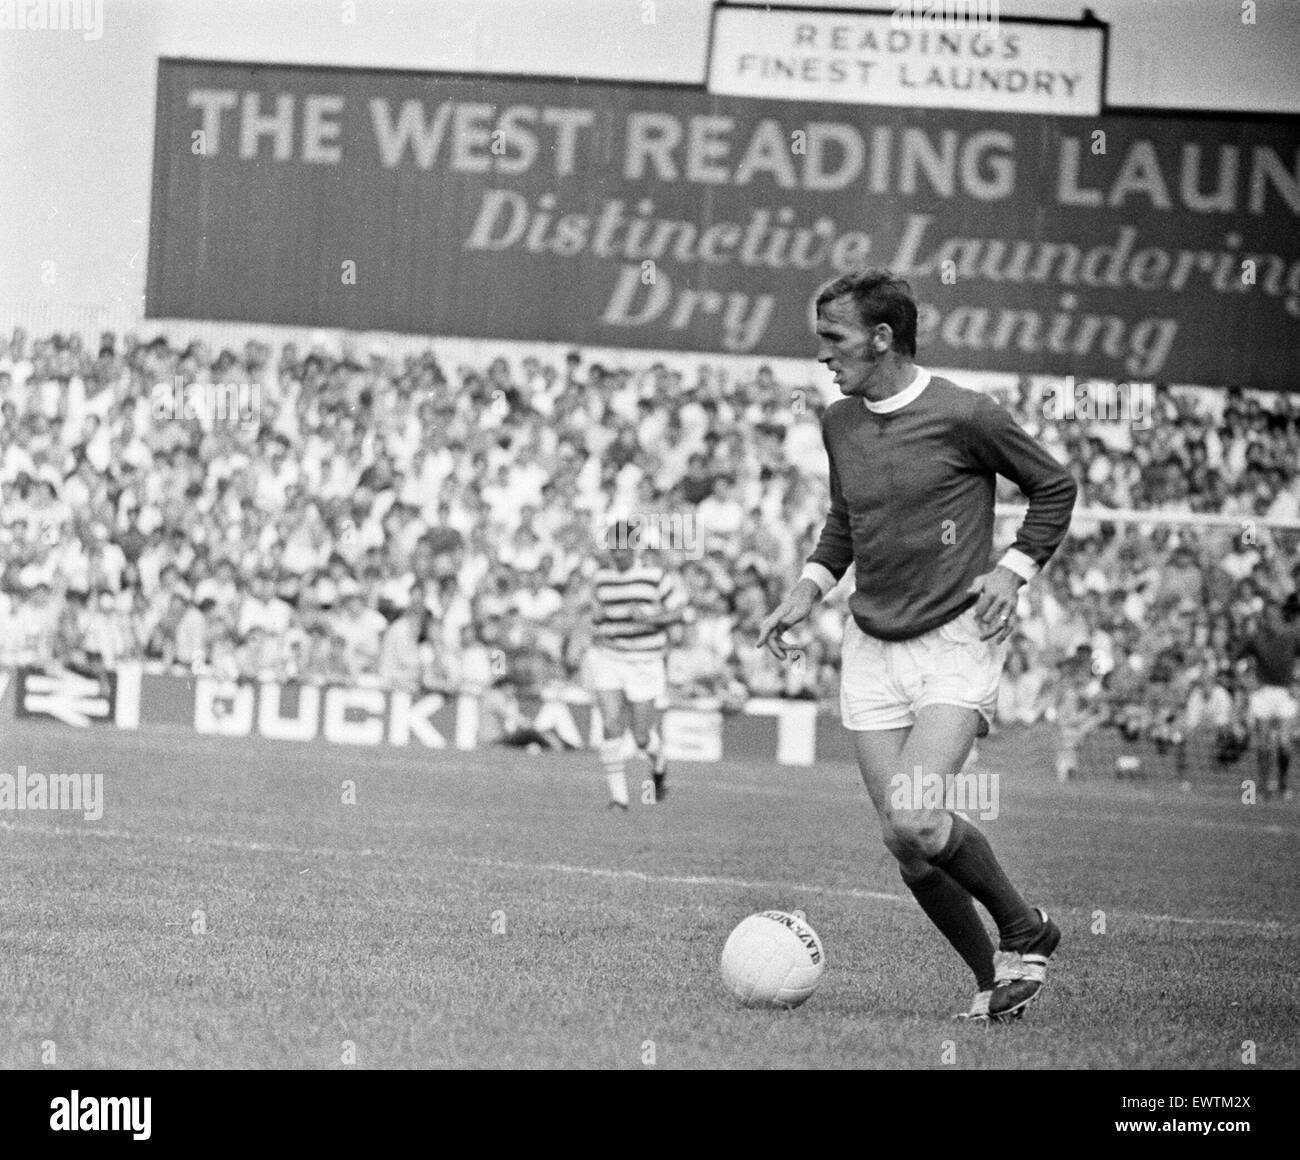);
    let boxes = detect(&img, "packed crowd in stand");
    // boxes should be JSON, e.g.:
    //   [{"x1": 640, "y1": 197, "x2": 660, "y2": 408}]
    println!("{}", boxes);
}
[{"x1": 2, "y1": 326, "x2": 1298, "y2": 759}]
